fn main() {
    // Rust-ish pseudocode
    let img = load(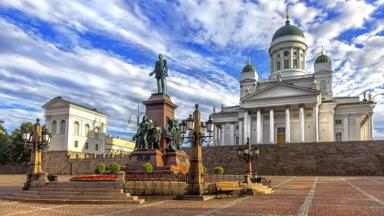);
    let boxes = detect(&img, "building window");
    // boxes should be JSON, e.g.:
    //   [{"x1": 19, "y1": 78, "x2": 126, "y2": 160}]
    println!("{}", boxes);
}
[
  {"x1": 284, "y1": 60, "x2": 289, "y2": 69},
  {"x1": 73, "y1": 121, "x2": 79, "y2": 136},
  {"x1": 336, "y1": 132, "x2": 342, "y2": 142},
  {"x1": 85, "y1": 142, "x2": 88, "y2": 150},
  {"x1": 301, "y1": 61, "x2": 305, "y2": 69},
  {"x1": 335, "y1": 119, "x2": 342, "y2": 125},
  {"x1": 84, "y1": 124, "x2": 90, "y2": 137},
  {"x1": 74, "y1": 141, "x2": 78, "y2": 148},
  {"x1": 277, "y1": 127, "x2": 286, "y2": 133},
  {"x1": 95, "y1": 144, "x2": 99, "y2": 151},
  {"x1": 95, "y1": 126, "x2": 100, "y2": 139},
  {"x1": 276, "y1": 61, "x2": 281, "y2": 70},
  {"x1": 235, "y1": 136, "x2": 239, "y2": 145},
  {"x1": 293, "y1": 59, "x2": 298, "y2": 68},
  {"x1": 277, "y1": 53, "x2": 280, "y2": 58},
  {"x1": 52, "y1": 121, "x2": 57, "y2": 135},
  {"x1": 60, "y1": 120, "x2": 65, "y2": 134}
]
